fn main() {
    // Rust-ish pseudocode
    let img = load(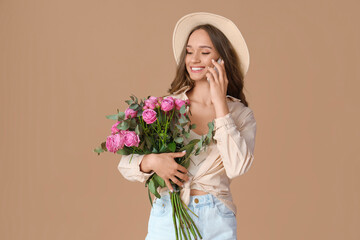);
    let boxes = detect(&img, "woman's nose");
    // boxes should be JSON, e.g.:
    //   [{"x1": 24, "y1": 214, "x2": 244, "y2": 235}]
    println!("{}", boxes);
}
[{"x1": 191, "y1": 54, "x2": 201, "y2": 62}]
